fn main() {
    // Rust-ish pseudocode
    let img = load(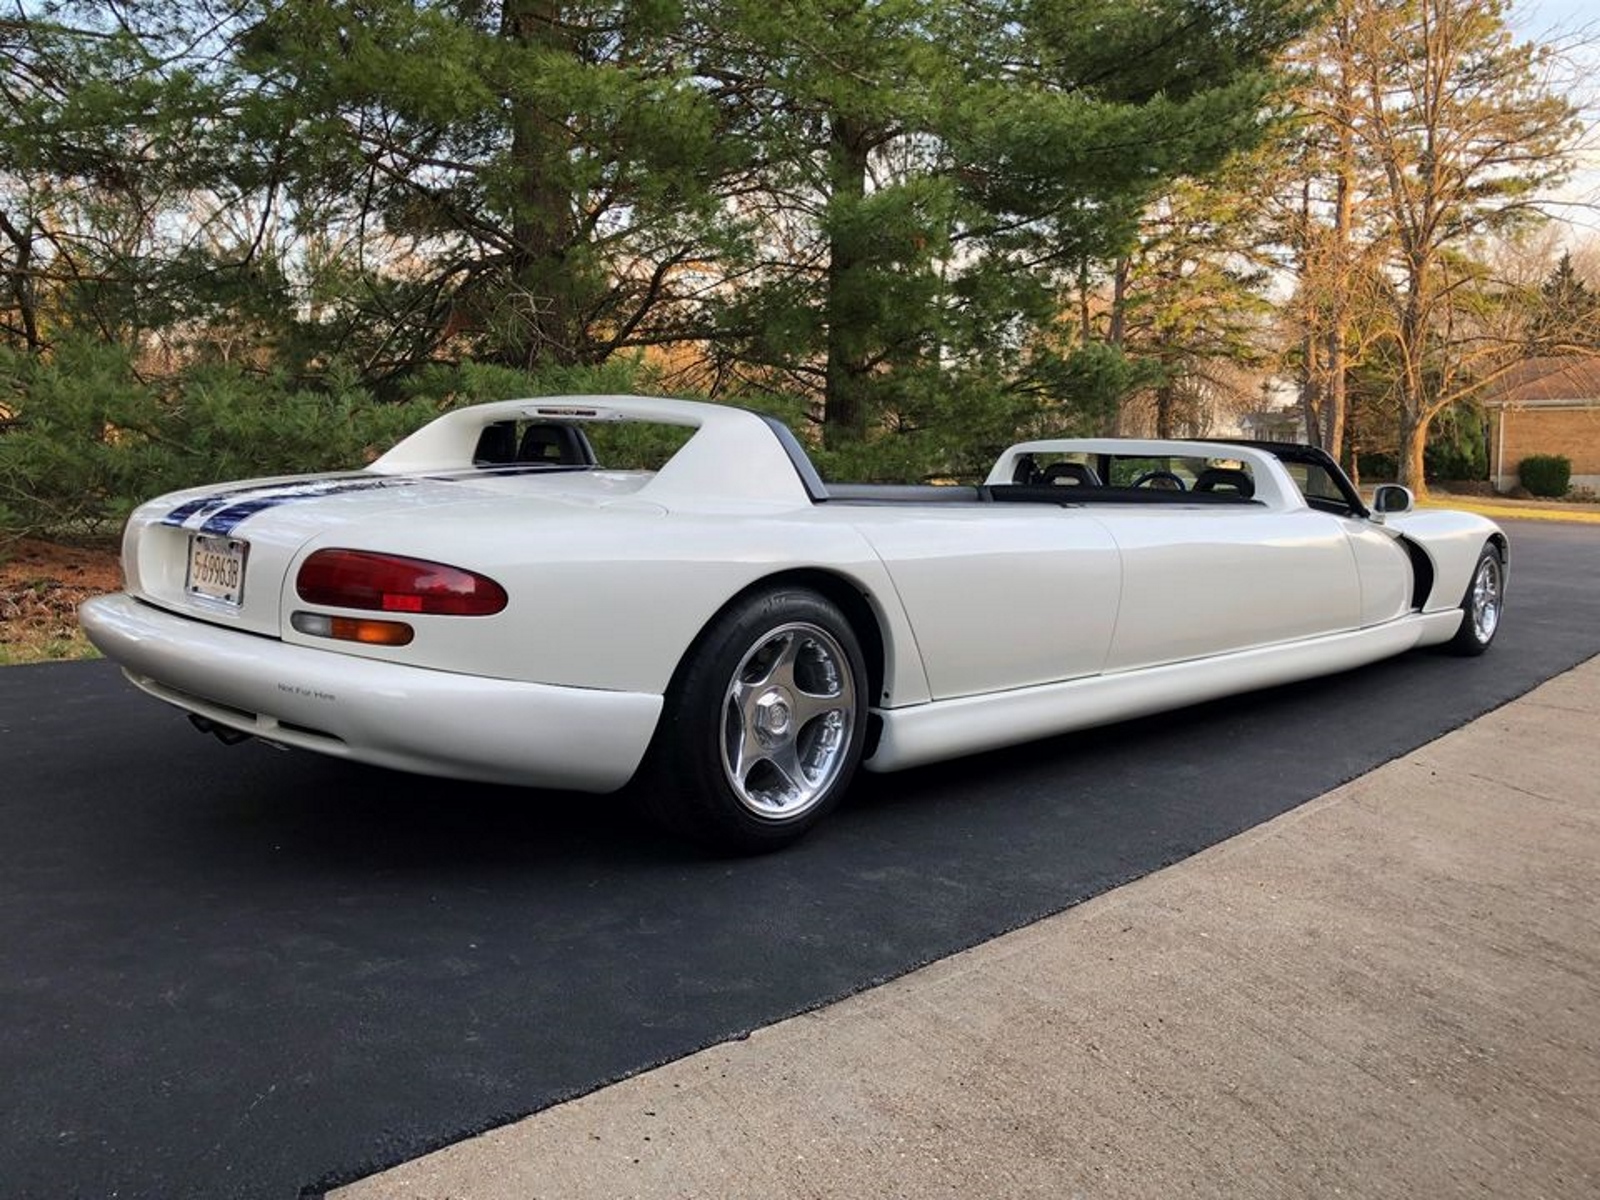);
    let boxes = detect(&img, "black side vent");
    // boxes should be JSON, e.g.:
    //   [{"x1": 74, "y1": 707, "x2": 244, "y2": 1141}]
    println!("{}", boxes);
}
[{"x1": 1398, "y1": 536, "x2": 1435, "y2": 610}]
